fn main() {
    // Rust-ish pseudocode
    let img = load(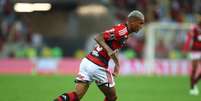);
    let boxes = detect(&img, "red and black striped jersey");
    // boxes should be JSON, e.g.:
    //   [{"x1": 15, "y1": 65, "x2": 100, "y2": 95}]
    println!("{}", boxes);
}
[
  {"x1": 191, "y1": 24, "x2": 201, "y2": 51},
  {"x1": 86, "y1": 23, "x2": 129, "y2": 68}
]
